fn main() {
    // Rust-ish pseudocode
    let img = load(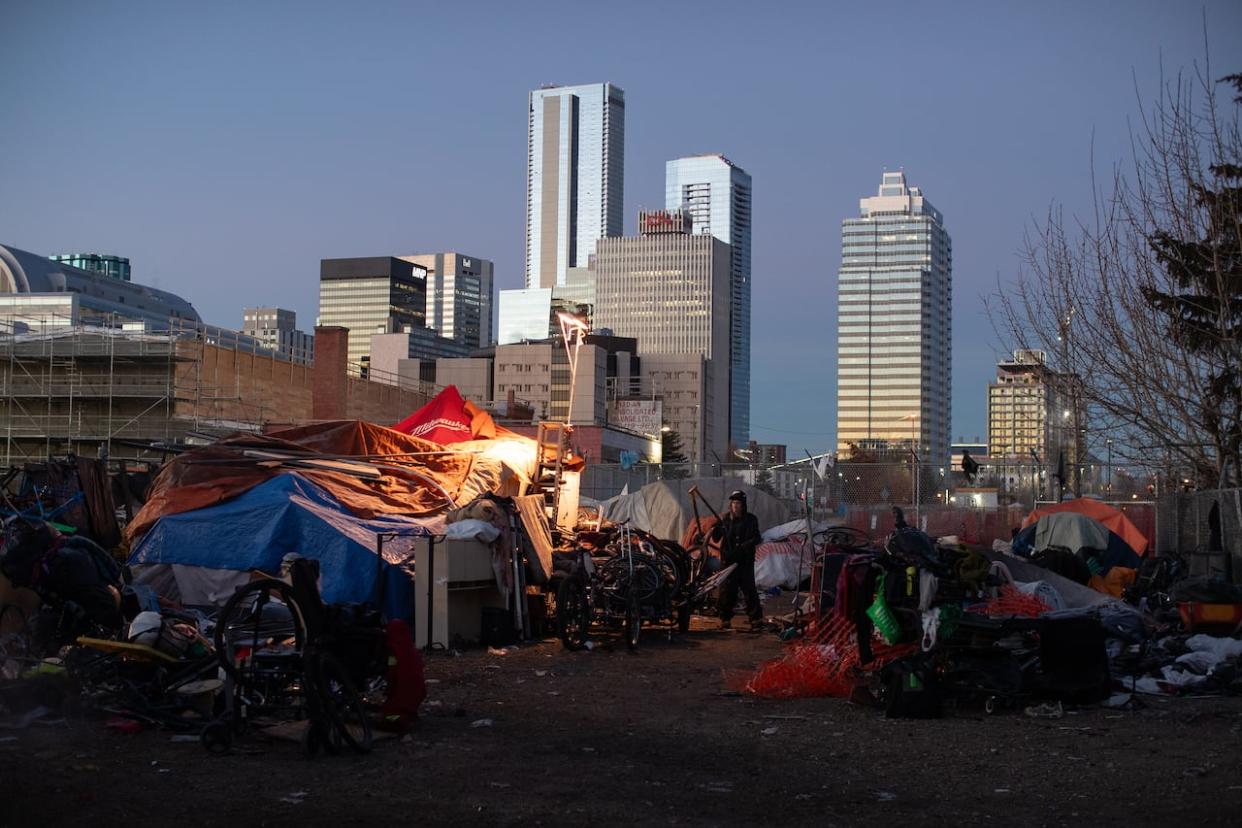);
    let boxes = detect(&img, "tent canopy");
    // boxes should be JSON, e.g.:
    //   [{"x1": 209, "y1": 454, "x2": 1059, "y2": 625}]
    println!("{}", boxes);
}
[
  {"x1": 128, "y1": 474, "x2": 430, "y2": 619},
  {"x1": 392, "y1": 385, "x2": 513, "y2": 444},
  {"x1": 598, "y1": 478, "x2": 789, "y2": 542},
  {"x1": 1023, "y1": 498, "x2": 1148, "y2": 556},
  {"x1": 1014, "y1": 510, "x2": 1142, "y2": 572}
]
